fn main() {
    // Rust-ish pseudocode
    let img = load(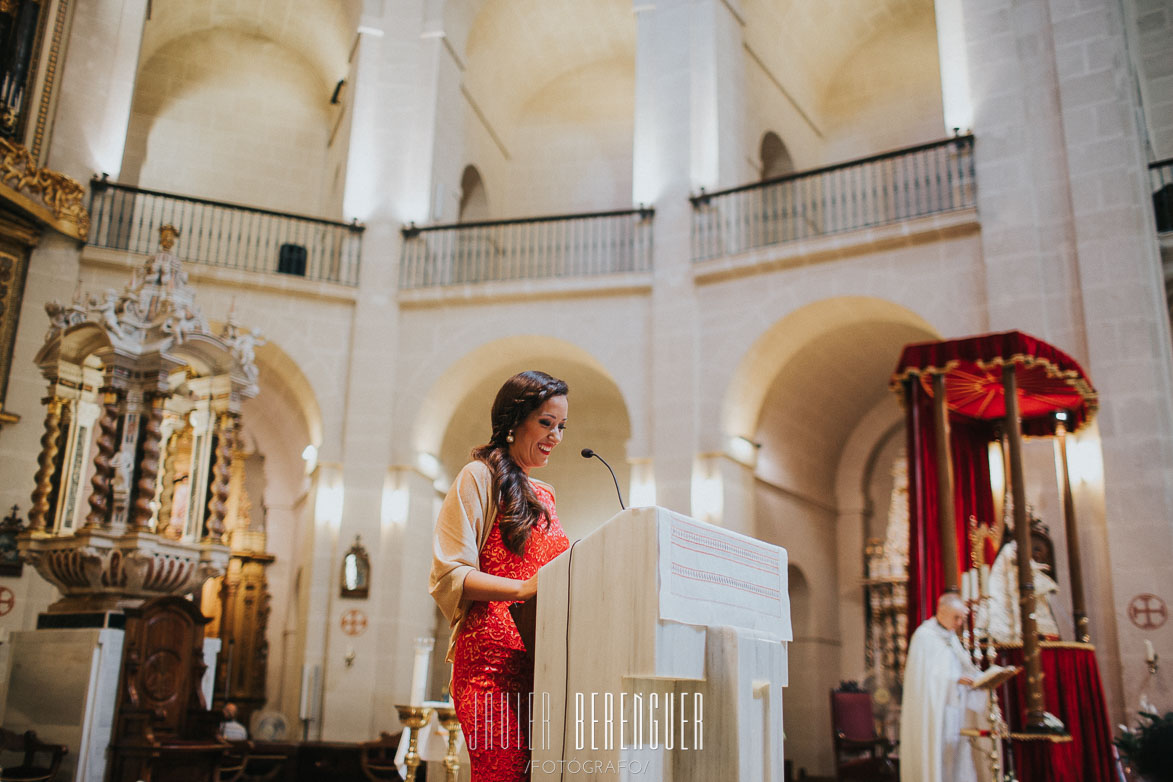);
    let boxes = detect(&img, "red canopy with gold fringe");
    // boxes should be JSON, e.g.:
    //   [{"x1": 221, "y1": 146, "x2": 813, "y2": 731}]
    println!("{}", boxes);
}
[
  {"x1": 890, "y1": 329, "x2": 1099, "y2": 627},
  {"x1": 892, "y1": 330, "x2": 1098, "y2": 437},
  {"x1": 890, "y1": 330, "x2": 1109, "y2": 782}
]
